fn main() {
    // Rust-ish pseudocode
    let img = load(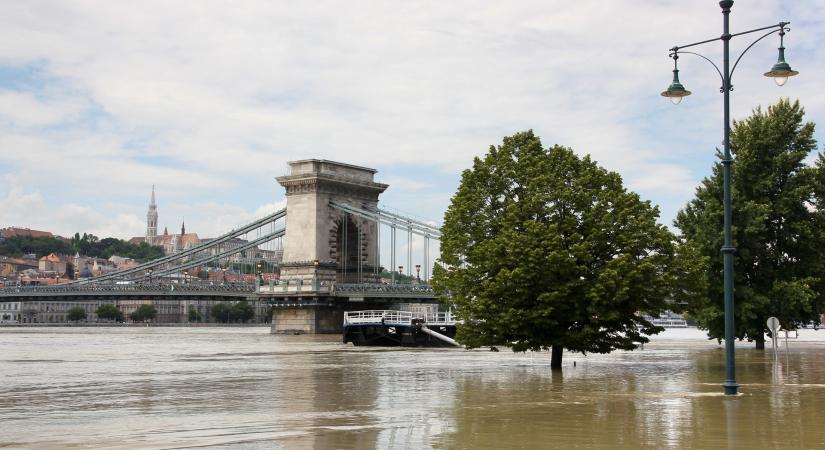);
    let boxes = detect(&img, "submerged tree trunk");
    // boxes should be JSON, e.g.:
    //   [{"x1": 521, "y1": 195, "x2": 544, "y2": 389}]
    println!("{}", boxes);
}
[
  {"x1": 551, "y1": 345, "x2": 563, "y2": 369},
  {"x1": 755, "y1": 335, "x2": 765, "y2": 350}
]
